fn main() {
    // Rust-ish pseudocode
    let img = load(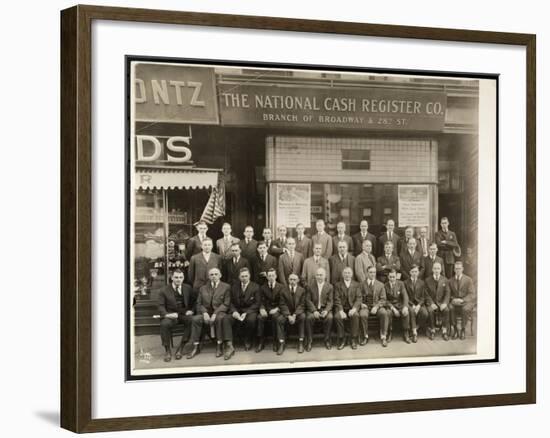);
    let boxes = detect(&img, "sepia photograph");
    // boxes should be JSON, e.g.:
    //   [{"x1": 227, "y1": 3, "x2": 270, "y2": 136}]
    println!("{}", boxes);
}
[{"x1": 128, "y1": 59, "x2": 497, "y2": 378}]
